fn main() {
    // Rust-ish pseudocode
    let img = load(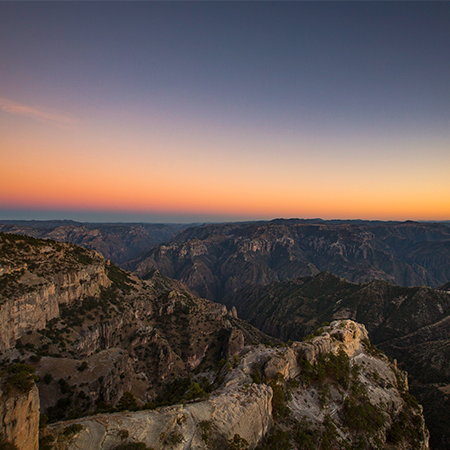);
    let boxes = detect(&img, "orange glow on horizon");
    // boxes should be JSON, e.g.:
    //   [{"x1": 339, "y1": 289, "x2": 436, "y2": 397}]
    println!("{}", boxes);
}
[{"x1": 2, "y1": 106, "x2": 449, "y2": 223}]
